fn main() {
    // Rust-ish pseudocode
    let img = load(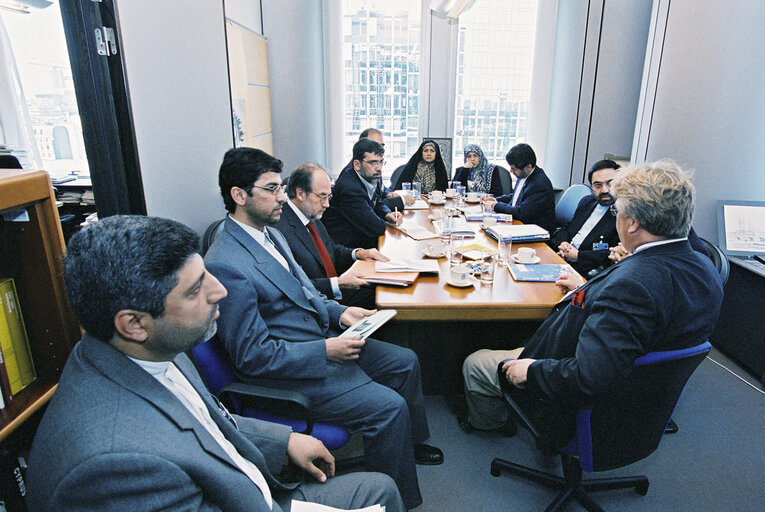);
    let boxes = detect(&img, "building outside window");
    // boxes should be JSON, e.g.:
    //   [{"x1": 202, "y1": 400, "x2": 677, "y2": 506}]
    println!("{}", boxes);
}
[
  {"x1": 342, "y1": 0, "x2": 420, "y2": 178},
  {"x1": 453, "y1": 0, "x2": 537, "y2": 171}
]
